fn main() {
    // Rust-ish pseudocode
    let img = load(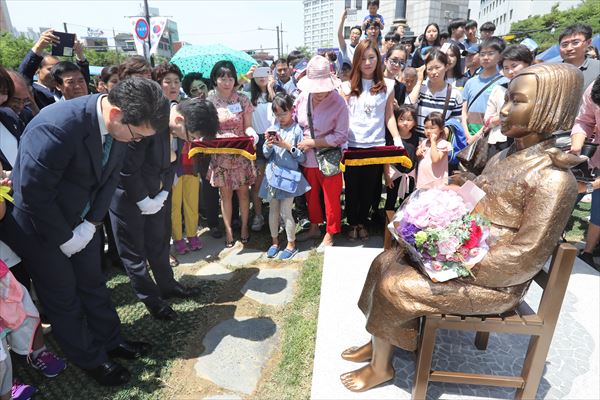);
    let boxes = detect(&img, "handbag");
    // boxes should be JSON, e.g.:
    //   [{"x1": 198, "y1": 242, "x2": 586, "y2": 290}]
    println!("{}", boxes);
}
[
  {"x1": 456, "y1": 127, "x2": 490, "y2": 175},
  {"x1": 307, "y1": 94, "x2": 342, "y2": 176},
  {"x1": 266, "y1": 163, "x2": 301, "y2": 193}
]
